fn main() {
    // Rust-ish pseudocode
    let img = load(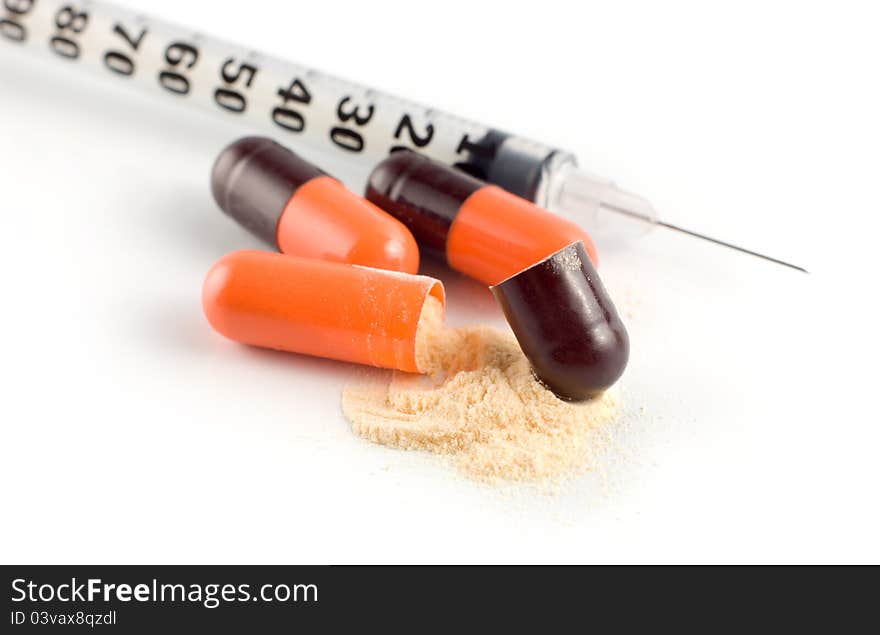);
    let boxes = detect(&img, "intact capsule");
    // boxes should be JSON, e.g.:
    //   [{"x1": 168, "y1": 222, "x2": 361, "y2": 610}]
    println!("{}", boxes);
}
[
  {"x1": 365, "y1": 151, "x2": 599, "y2": 286},
  {"x1": 491, "y1": 241, "x2": 629, "y2": 401},
  {"x1": 212, "y1": 137, "x2": 420, "y2": 274},
  {"x1": 202, "y1": 250, "x2": 444, "y2": 373}
]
